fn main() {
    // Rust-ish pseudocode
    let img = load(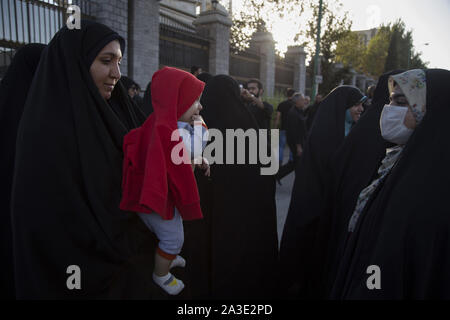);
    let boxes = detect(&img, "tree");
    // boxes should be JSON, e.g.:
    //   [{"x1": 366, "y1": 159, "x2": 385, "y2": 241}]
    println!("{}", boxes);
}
[
  {"x1": 303, "y1": 0, "x2": 353, "y2": 95},
  {"x1": 384, "y1": 19, "x2": 428, "y2": 72},
  {"x1": 229, "y1": 0, "x2": 305, "y2": 53},
  {"x1": 362, "y1": 25, "x2": 391, "y2": 77},
  {"x1": 334, "y1": 19, "x2": 428, "y2": 79},
  {"x1": 335, "y1": 31, "x2": 366, "y2": 73}
]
